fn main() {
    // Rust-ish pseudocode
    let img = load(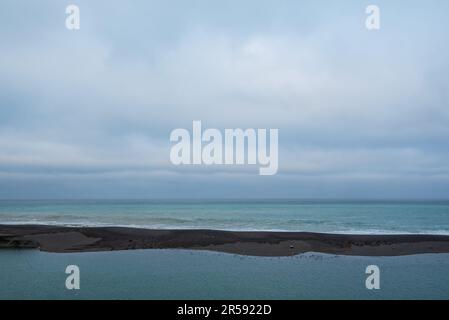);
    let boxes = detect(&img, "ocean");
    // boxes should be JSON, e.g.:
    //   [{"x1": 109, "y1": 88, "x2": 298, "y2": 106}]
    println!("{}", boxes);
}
[
  {"x1": 1, "y1": 199, "x2": 449, "y2": 234},
  {"x1": 1, "y1": 249, "x2": 449, "y2": 299},
  {"x1": 2, "y1": 200, "x2": 449, "y2": 299}
]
